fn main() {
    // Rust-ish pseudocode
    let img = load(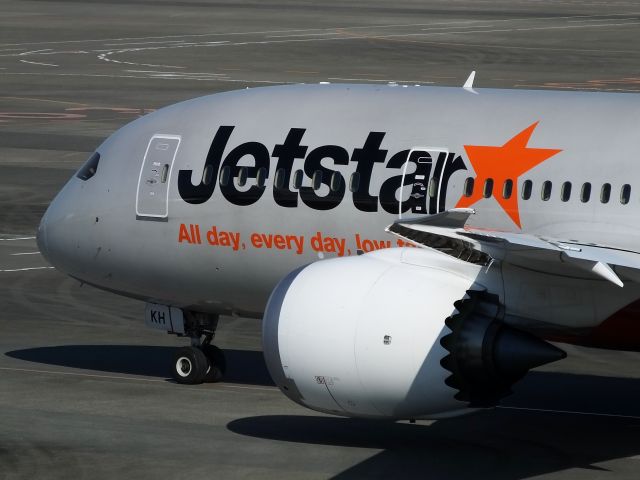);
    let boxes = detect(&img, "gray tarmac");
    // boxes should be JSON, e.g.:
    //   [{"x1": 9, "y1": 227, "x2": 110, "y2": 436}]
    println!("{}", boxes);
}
[{"x1": 1, "y1": 1, "x2": 639, "y2": 478}]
